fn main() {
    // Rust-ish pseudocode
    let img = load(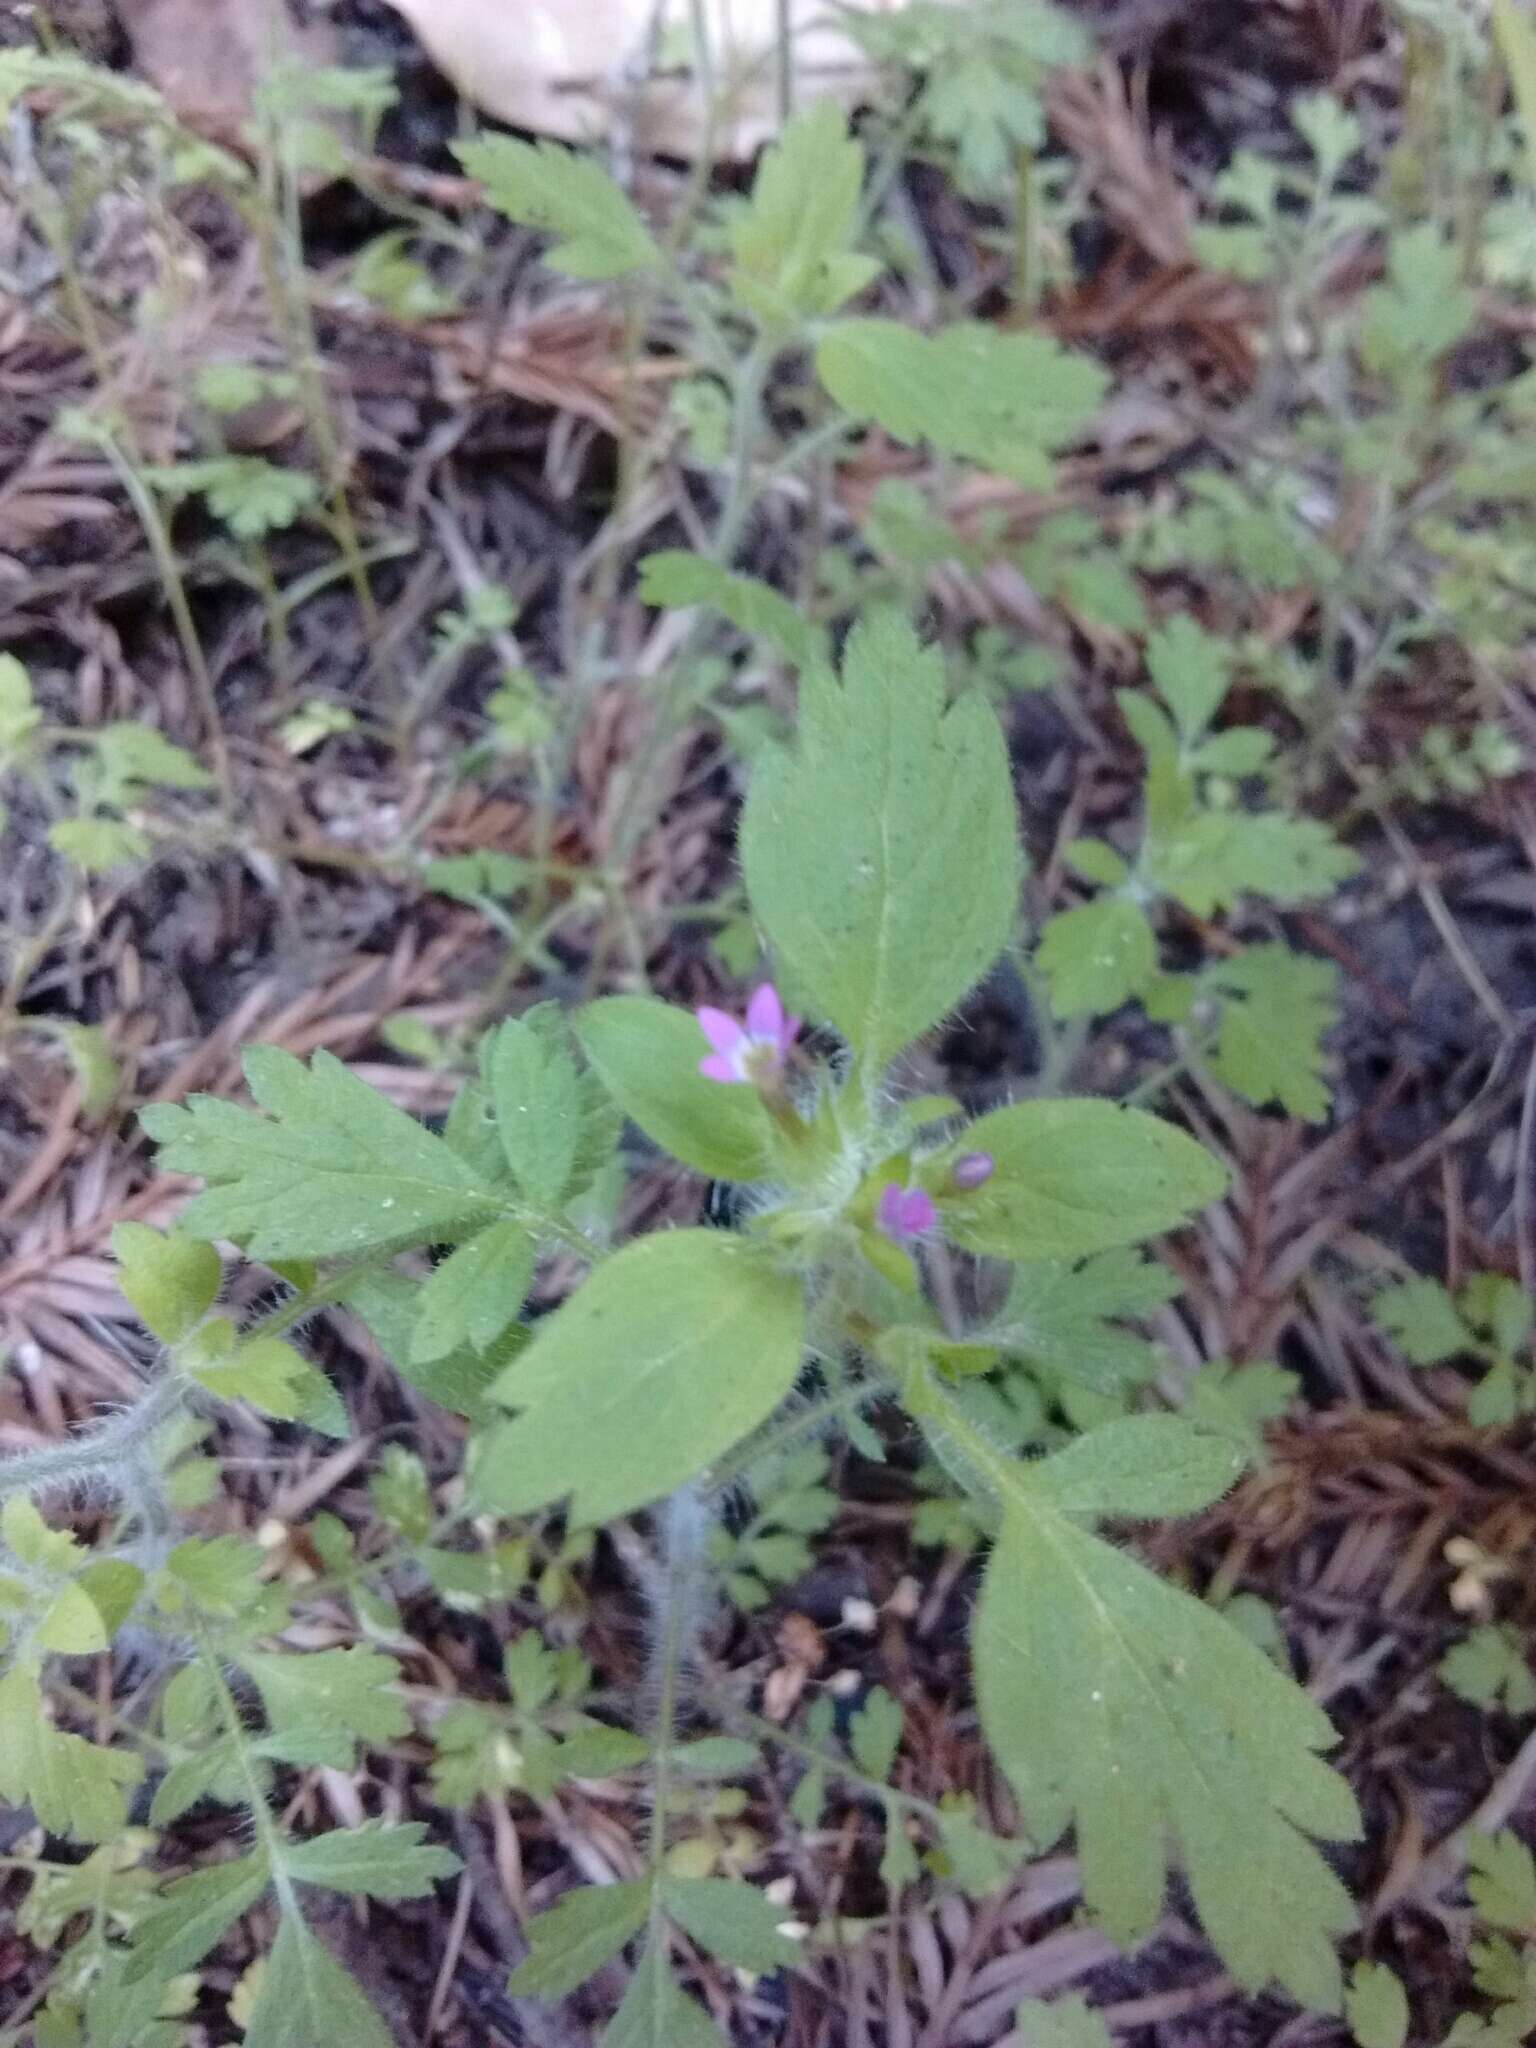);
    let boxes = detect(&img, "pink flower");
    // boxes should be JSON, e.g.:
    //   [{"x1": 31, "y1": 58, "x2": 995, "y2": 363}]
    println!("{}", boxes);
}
[
  {"x1": 877, "y1": 1183, "x2": 938, "y2": 1243},
  {"x1": 697, "y1": 982, "x2": 800, "y2": 1086}
]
